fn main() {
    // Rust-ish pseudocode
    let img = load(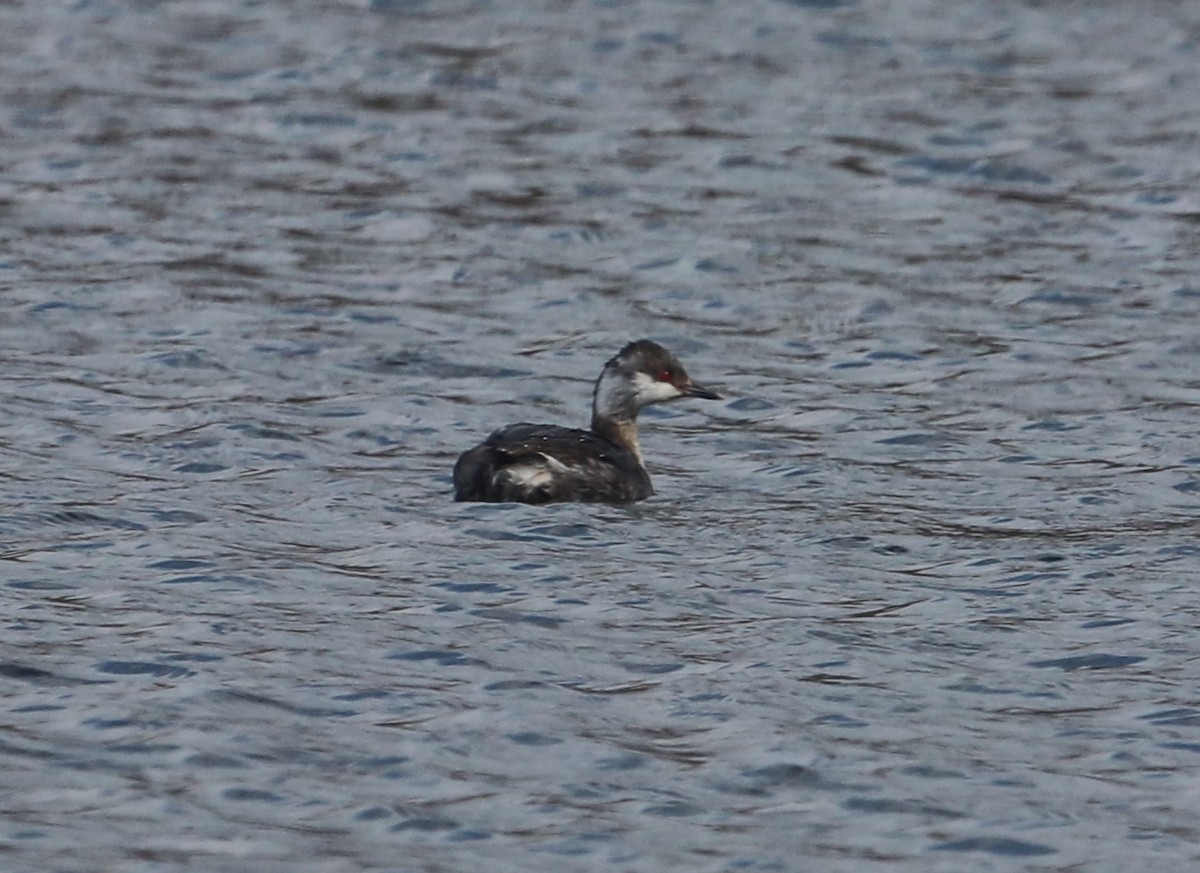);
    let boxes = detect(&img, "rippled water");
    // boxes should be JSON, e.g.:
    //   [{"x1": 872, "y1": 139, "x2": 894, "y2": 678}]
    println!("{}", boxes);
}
[{"x1": 4, "y1": 1, "x2": 1200, "y2": 870}]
